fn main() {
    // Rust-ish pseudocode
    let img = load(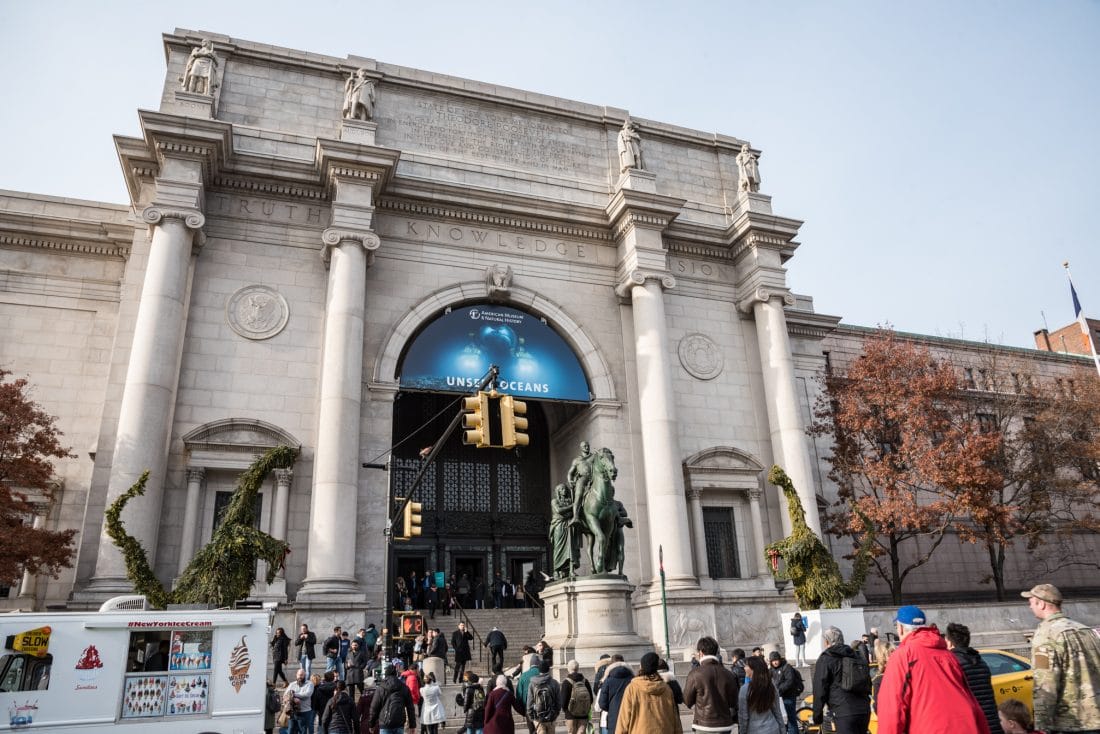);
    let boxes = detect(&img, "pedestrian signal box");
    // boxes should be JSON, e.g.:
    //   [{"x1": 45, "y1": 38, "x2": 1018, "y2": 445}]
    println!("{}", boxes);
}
[{"x1": 399, "y1": 613, "x2": 424, "y2": 638}]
